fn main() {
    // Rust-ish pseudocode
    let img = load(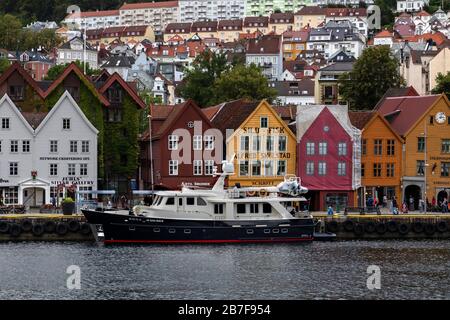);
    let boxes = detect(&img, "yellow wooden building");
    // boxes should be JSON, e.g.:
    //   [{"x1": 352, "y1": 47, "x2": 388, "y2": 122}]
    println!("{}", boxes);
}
[{"x1": 226, "y1": 100, "x2": 297, "y2": 187}]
